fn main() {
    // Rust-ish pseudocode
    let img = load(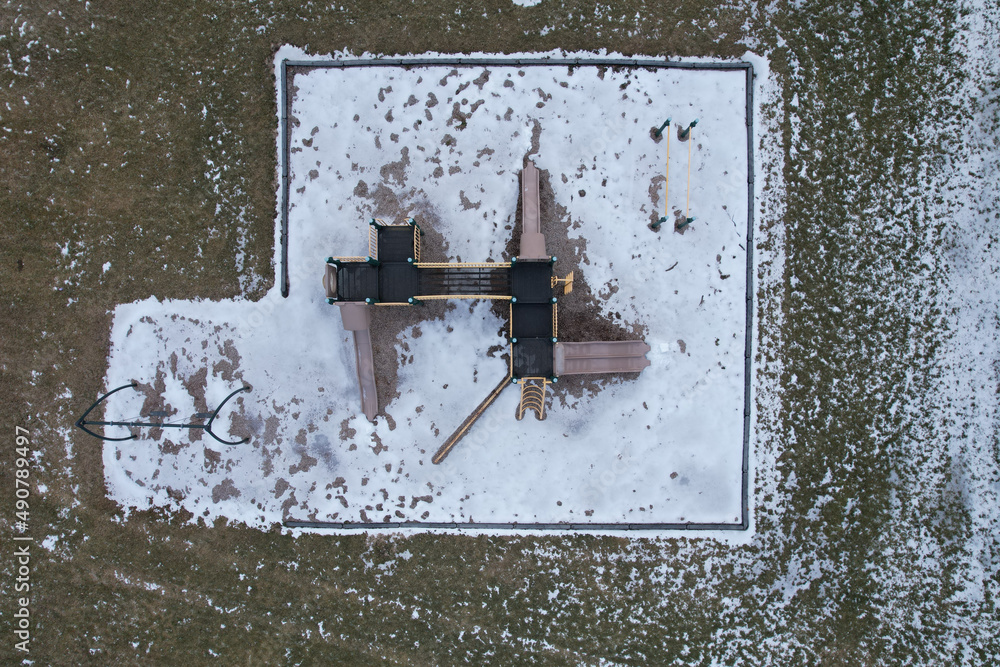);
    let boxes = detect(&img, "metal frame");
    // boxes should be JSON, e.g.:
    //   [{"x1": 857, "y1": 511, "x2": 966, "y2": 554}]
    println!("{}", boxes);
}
[{"x1": 76, "y1": 382, "x2": 252, "y2": 445}]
